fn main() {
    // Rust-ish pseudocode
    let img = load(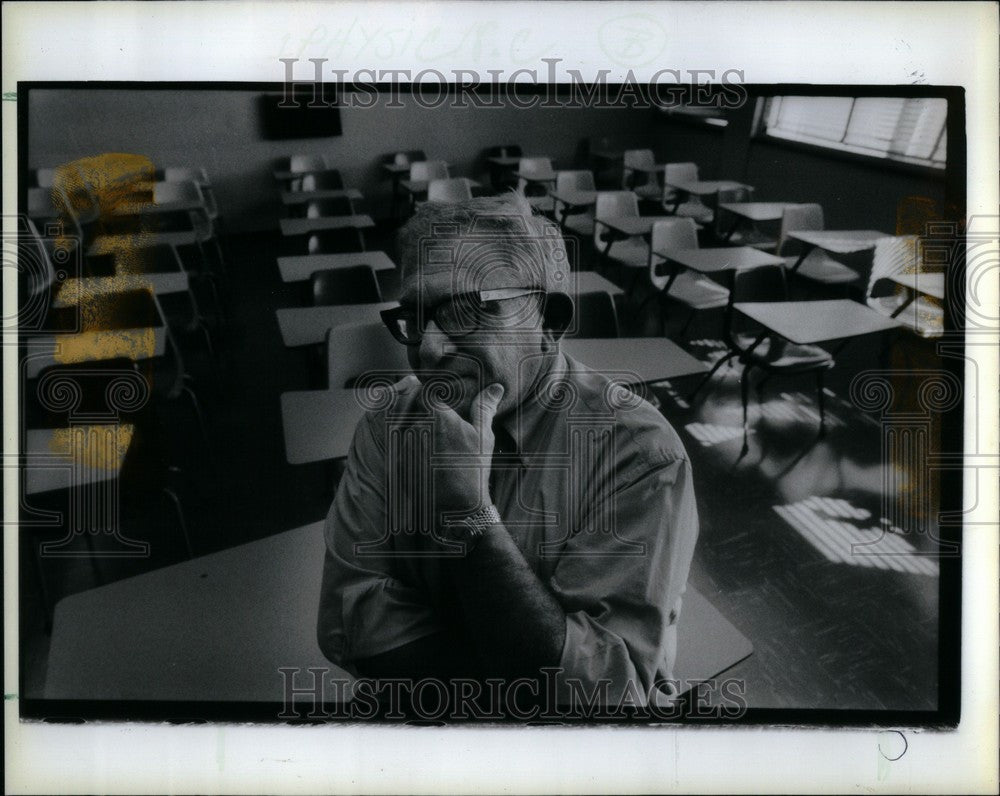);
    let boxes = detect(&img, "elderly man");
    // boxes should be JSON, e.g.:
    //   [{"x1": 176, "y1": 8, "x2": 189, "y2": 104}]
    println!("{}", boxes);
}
[{"x1": 317, "y1": 194, "x2": 698, "y2": 715}]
